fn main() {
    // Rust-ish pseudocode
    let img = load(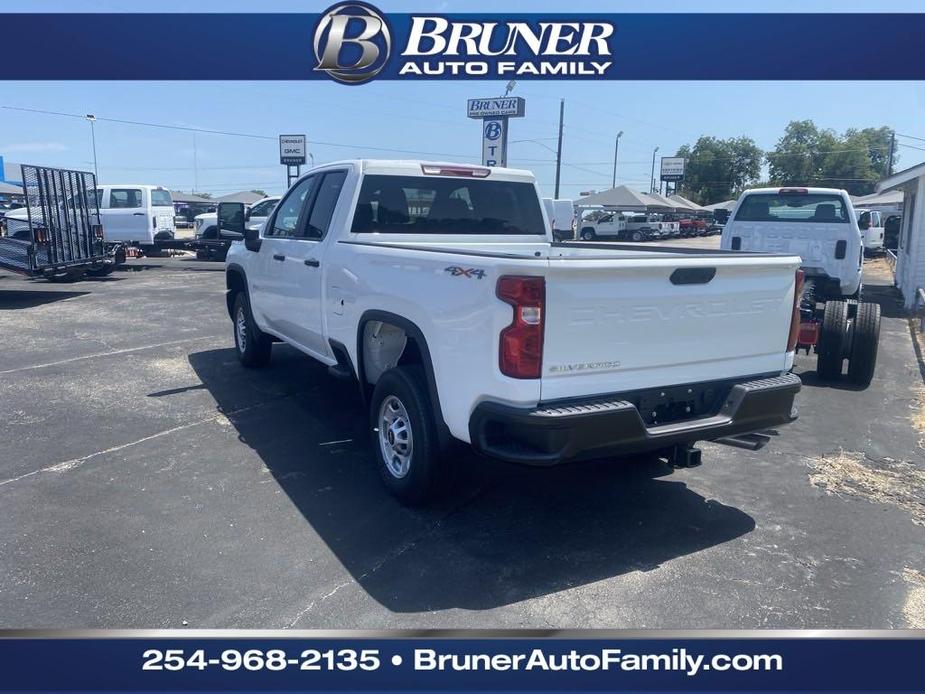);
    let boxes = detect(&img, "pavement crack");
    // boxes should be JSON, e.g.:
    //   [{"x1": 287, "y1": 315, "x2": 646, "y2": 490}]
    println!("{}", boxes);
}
[{"x1": 0, "y1": 394, "x2": 298, "y2": 490}]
